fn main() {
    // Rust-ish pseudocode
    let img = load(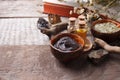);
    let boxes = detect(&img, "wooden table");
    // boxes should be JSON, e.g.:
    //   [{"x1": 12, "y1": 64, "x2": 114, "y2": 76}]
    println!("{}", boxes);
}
[{"x1": 0, "y1": 45, "x2": 120, "y2": 80}]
